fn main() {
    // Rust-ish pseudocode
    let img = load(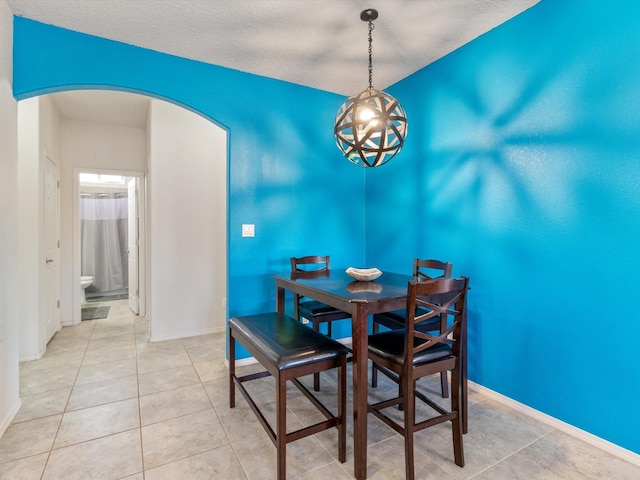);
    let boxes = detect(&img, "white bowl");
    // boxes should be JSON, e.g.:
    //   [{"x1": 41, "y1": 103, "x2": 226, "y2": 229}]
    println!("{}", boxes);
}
[{"x1": 345, "y1": 267, "x2": 382, "y2": 282}]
